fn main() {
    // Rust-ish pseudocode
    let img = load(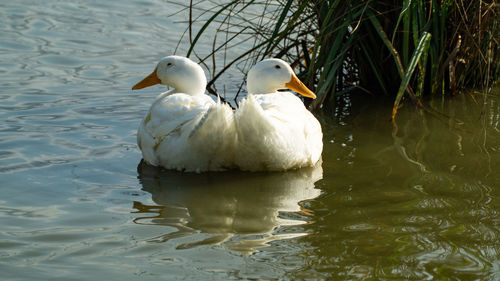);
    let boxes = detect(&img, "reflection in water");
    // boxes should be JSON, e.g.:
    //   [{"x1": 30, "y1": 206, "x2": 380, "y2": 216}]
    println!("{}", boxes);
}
[
  {"x1": 133, "y1": 161, "x2": 323, "y2": 254},
  {"x1": 302, "y1": 92, "x2": 500, "y2": 280}
]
